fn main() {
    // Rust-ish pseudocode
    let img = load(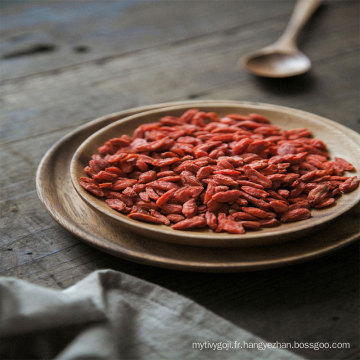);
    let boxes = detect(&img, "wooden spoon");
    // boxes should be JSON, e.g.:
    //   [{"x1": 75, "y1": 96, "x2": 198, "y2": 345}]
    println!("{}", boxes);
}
[{"x1": 241, "y1": 0, "x2": 323, "y2": 78}]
